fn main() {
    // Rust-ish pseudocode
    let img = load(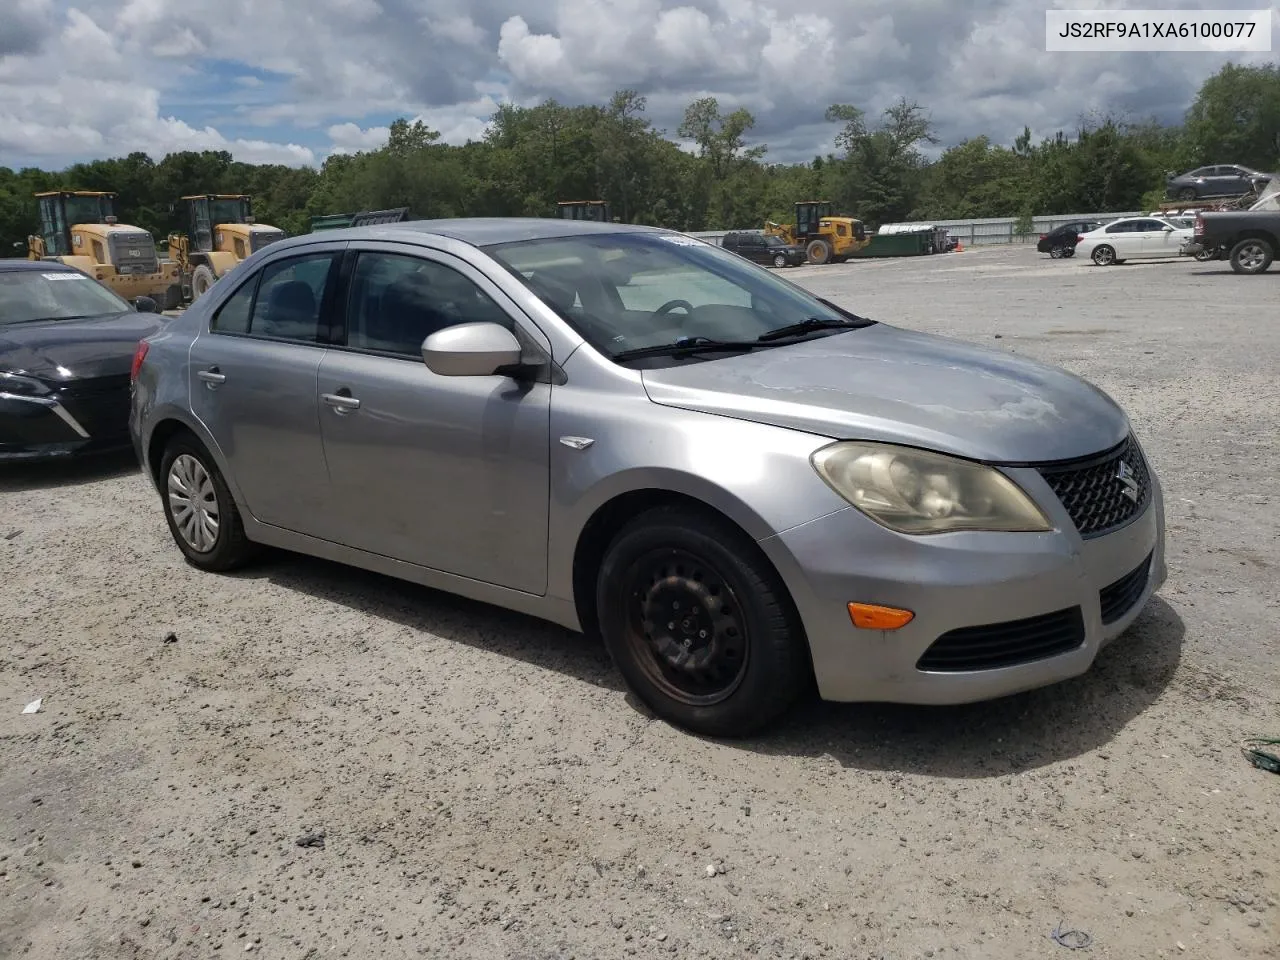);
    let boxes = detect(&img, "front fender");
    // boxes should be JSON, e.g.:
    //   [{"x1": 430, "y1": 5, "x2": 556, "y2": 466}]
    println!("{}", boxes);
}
[{"x1": 544, "y1": 390, "x2": 849, "y2": 602}]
